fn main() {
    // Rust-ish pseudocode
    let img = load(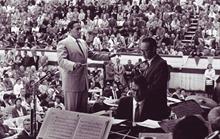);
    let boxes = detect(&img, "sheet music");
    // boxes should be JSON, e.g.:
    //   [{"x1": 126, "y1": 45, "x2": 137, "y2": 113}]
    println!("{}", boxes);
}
[
  {"x1": 136, "y1": 119, "x2": 161, "y2": 129},
  {"x1": 37, "y1": 109, "x2": 80, "y2": 139},
  {"x1": 37, "y1": 108, "x2": 113, "y2": 139},
  {"x1": 73, "y1": 115, "x2": 108, "y2": 139}
]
